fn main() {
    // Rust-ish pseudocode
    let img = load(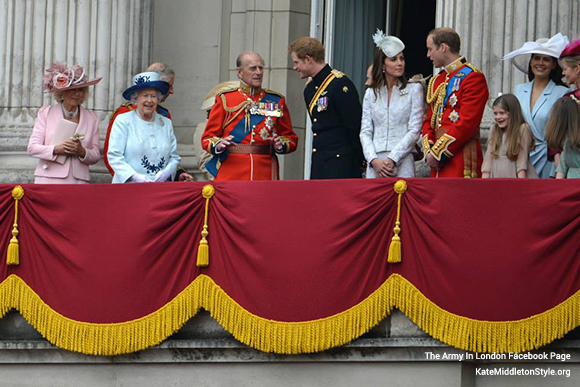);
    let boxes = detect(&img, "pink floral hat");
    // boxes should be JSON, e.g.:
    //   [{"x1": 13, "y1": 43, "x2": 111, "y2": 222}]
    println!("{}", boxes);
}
[{"x1": 42, "y1": 62, "x2": 102, "y2": 93}]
